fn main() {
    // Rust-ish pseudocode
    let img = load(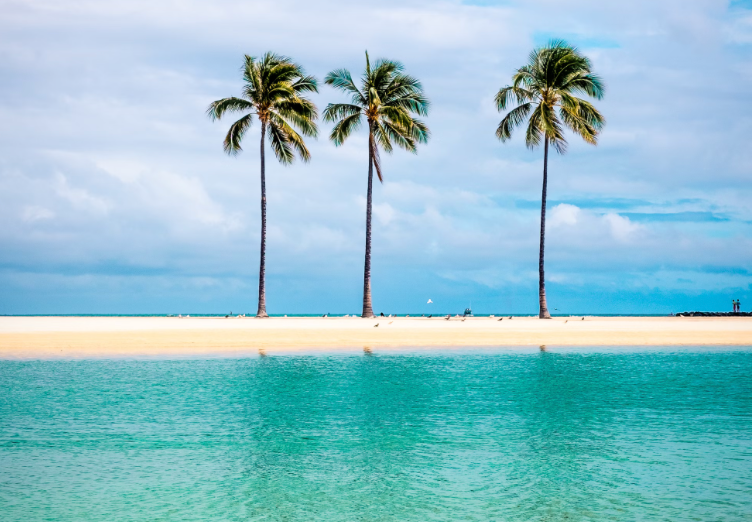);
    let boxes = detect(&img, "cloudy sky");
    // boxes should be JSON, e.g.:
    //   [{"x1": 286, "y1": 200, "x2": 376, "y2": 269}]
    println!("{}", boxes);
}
[{"x1": 1, "y1": 0, "x2": 751, "y2": 315}]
